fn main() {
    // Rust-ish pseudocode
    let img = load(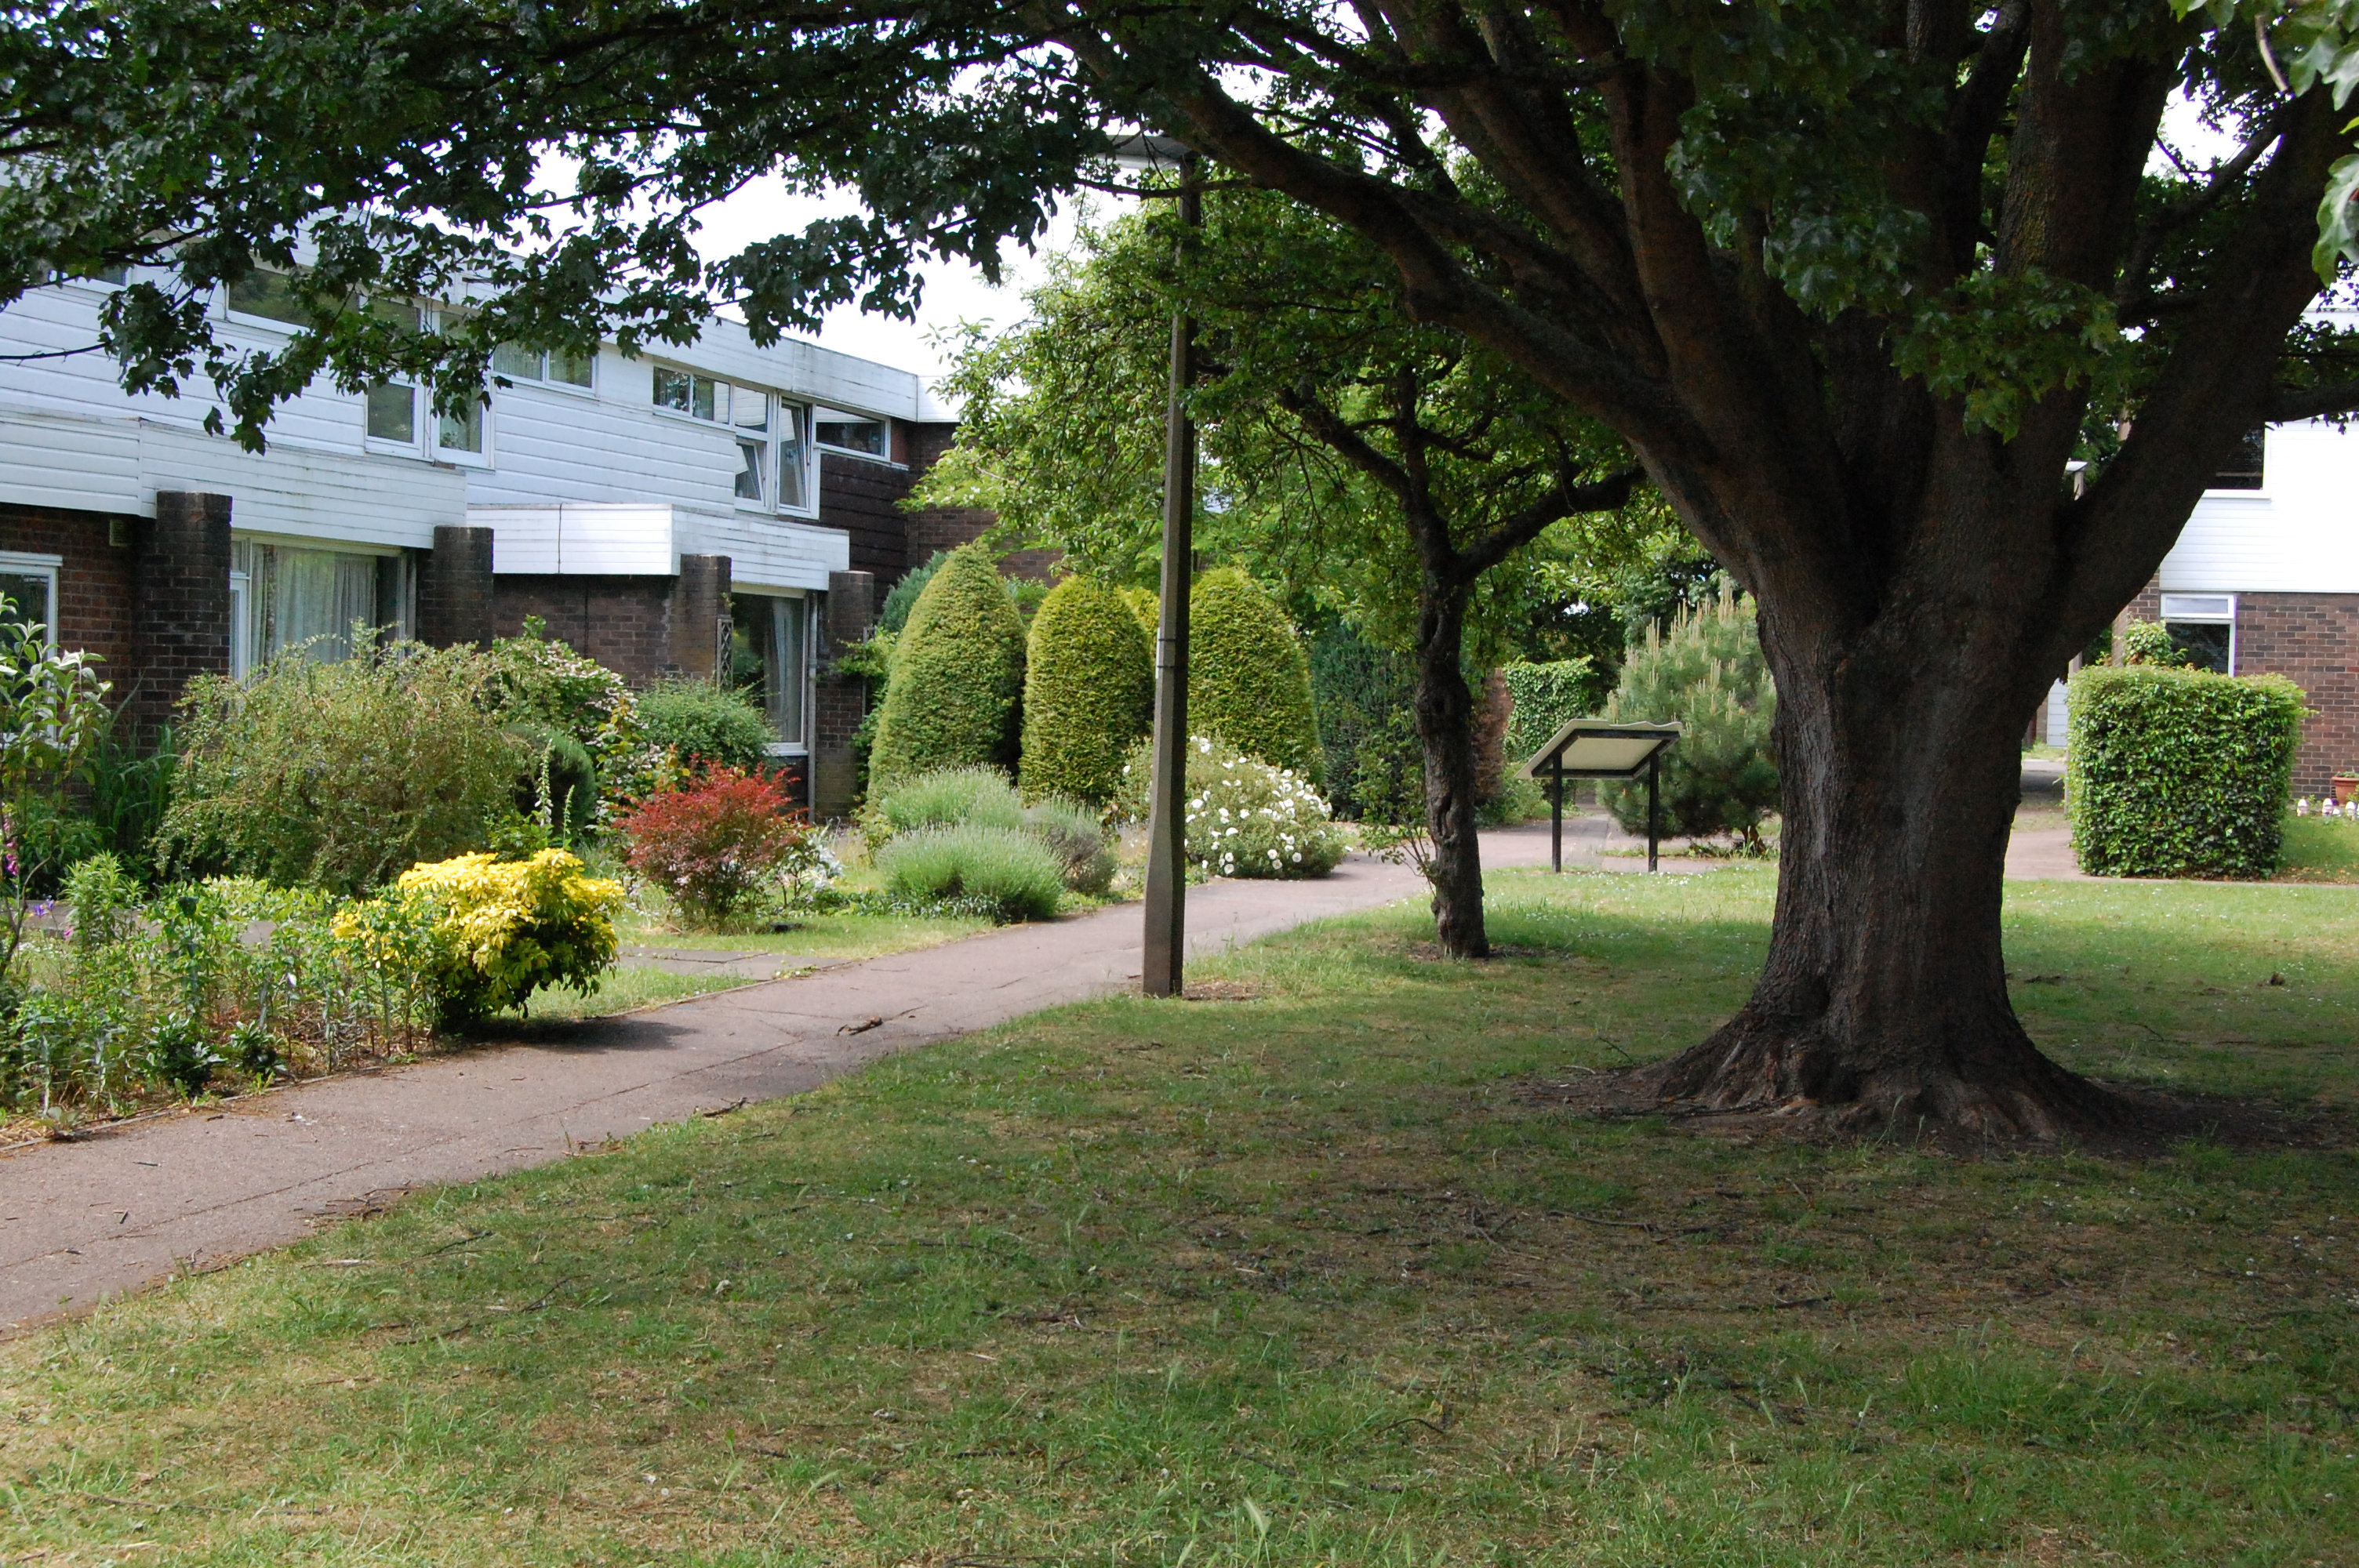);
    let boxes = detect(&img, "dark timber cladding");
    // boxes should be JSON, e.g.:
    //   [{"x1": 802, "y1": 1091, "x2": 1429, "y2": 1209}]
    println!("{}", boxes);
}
[{"x1": 819, "y1": 450, "x2": 915, "y2": 585}]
